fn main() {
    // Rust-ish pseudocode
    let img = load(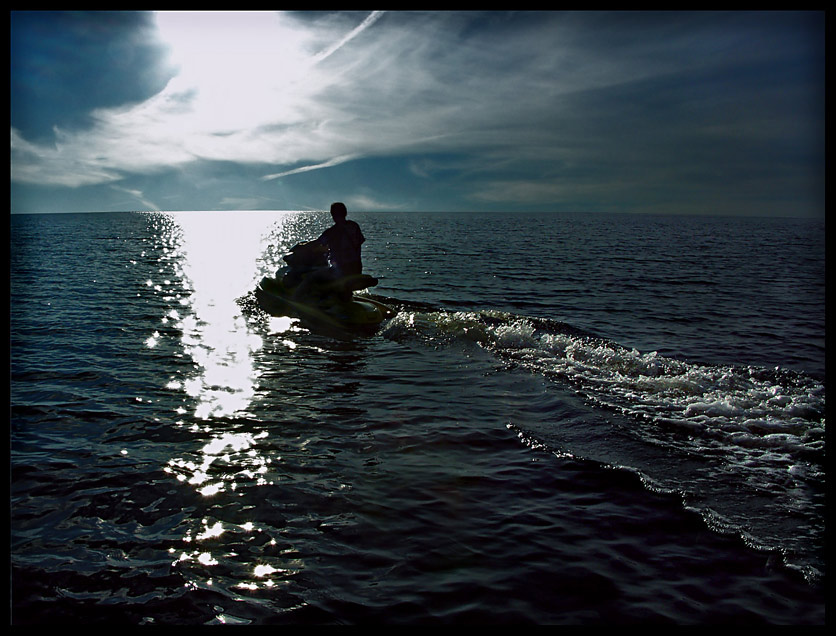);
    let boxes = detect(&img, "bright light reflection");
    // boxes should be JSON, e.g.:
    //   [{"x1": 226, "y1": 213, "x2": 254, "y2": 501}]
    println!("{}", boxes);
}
[
  {"x1": 198, "y1": 552, "x2": 218, "y2": 566},
  {"x1": 269, "y1": 315, "x2": 297, "y2": 333},
  {"x1": 165, "y1": 430, "x2": 273, "y2": 497},
  {"x1": 196, "y1": 520, "x2": 225, "y2": 540},
  {"x1": 254, "y1": 564, "x2": 278, "y2": 577},
  {"x1": 163, "y1": 211, "x2": 287, "y2": 419},
  {"x1": 236, "y1": 582, "x2": 259, "y2": 591},
  {"x1": 198, "y1": 483, "x2": 223, "y2": 496},
  {"x1": 153, "y1": 211, "x2": 312, "y2": 595}
]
